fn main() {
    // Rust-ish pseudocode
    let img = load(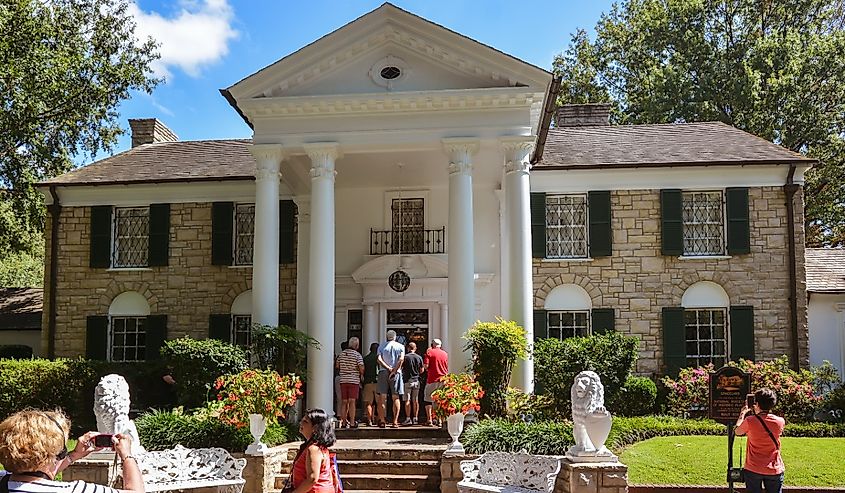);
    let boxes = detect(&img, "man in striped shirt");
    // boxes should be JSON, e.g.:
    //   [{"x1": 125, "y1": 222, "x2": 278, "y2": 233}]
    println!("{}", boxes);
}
[{"x1": 335, "y1": 337, "x2": 365, "y2": 428}]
